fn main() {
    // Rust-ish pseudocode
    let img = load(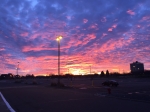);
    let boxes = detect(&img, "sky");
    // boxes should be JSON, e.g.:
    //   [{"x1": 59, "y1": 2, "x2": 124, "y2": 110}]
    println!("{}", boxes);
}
[{"x1": 0, "y1": 0, "x2": 150, "y2": 76}]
